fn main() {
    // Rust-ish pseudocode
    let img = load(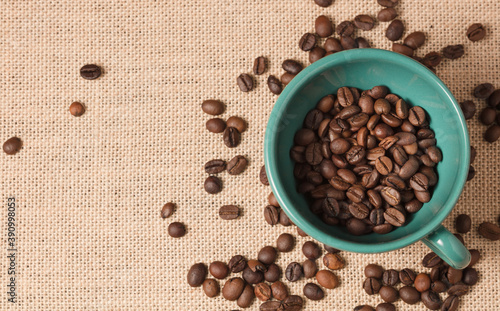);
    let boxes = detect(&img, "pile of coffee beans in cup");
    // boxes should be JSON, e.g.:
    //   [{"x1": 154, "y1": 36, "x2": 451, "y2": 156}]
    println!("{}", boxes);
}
[
  {"x1": 356, "y1": 220, "x2": 481, "y2": 311},
  {"x1": 187, "y1": 239, "x2": 346, "y2": 309},
  {"x1": 291, "y1": 85, "x2": 441, "y2": 235}
]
